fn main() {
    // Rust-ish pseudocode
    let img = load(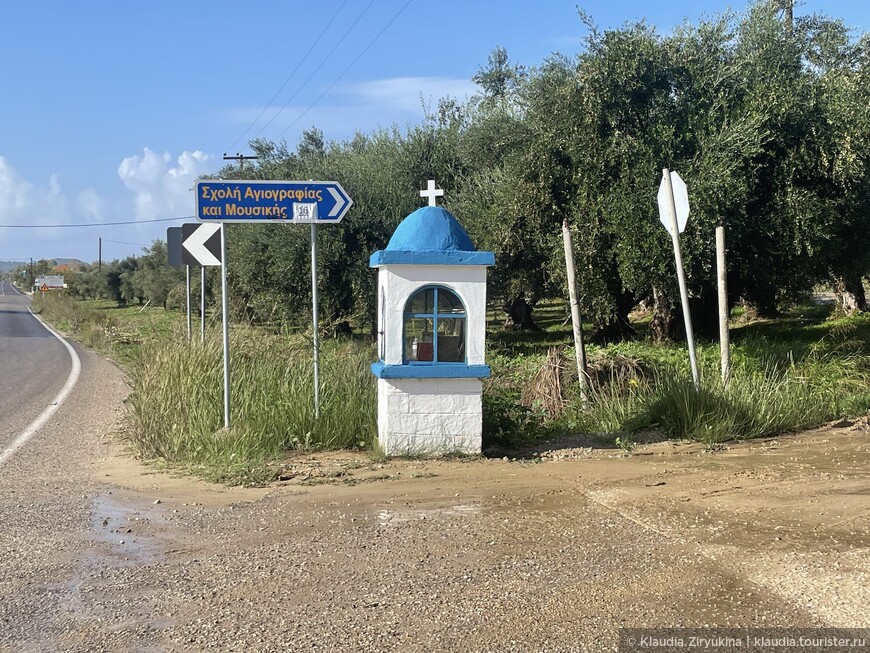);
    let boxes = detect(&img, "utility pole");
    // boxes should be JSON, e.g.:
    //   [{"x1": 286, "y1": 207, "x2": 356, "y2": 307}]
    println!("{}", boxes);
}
[
  {"x1": 222, "y1": 153, "x2": 258, "y2": 172},
  {"x1": 216, "y1": 152, "x2": 257, "y2": 429},
  {"x1": 783, "y1": 0, "x2": 793, "y2": 38},
  {"x1": 30, "y1": 258, "x2": 33, "y2": 291},
  {"x1": 98, "y1": 237, "x2": 102, "y2": 271}
]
